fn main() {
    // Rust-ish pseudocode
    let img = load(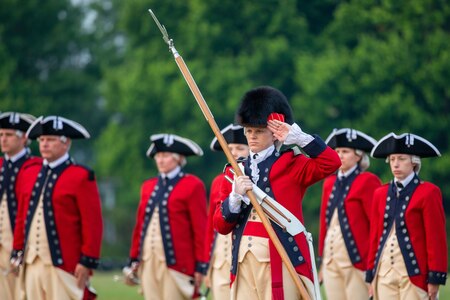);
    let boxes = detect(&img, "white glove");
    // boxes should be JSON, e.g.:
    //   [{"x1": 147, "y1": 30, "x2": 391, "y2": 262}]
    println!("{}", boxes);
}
[
  {"x1": 284, "y1": 123, "x2": 314, "y2": 147},
  {"x1": 233, "y1": 175, "x2": 253, "y2": 195},
  {"x1": 228, "y1": 176, "x2": 252, "y2": 213}
]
